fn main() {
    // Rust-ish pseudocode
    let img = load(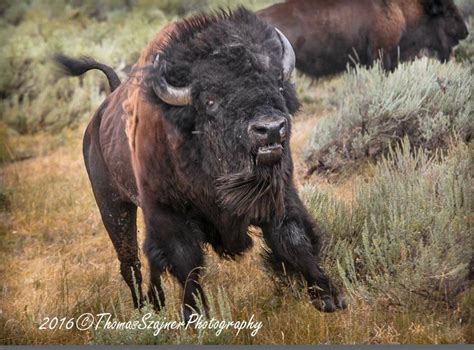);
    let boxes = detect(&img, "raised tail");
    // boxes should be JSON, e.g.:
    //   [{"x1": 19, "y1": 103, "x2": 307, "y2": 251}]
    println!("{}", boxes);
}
[{"x1": 53, "y1": 54, "x2": 121, "y2": 92}]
